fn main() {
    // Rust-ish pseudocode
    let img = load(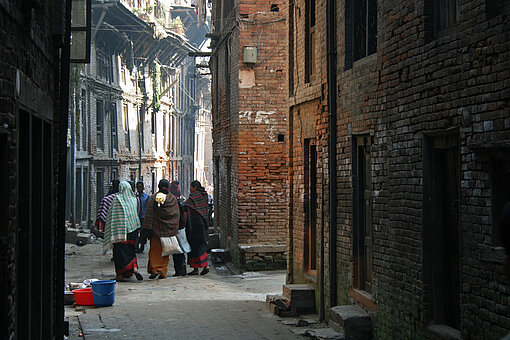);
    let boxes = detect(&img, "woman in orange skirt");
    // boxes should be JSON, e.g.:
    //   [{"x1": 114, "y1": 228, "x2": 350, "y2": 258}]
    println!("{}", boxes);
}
[{"x1": 140, "y1": 179, "x2": 180, "y2": 279}]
